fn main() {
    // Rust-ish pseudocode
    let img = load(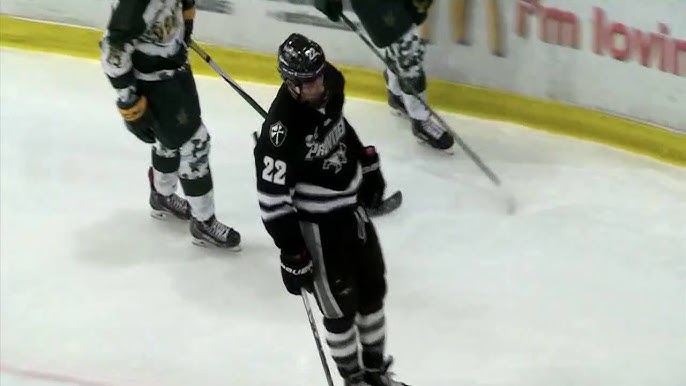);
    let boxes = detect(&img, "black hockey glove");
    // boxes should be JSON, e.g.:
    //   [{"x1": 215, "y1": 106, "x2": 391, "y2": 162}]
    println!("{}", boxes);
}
[
  {"x1": 405, "y1": 0, "x2": 434, "y2": 25},
  {"x1": 117, "y1": 95, "x2": 156, "y2": 144},
  {"x1": 280, "y1": 249, "x2": 313, "y2": 296},
  {"x1": 314, "y1": 0, "x2": 342, "y2": 22},
  {"x1": 358, "y1": 146, "x2": 386, "y2": 209}
]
